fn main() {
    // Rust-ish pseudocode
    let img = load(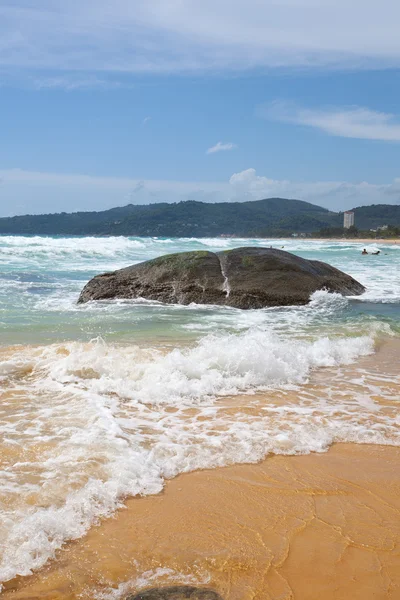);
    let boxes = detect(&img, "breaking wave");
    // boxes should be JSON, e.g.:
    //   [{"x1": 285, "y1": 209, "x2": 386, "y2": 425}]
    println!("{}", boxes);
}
[{"x1": 2, "y1": 325, "x2": 398, "y2": 585}]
